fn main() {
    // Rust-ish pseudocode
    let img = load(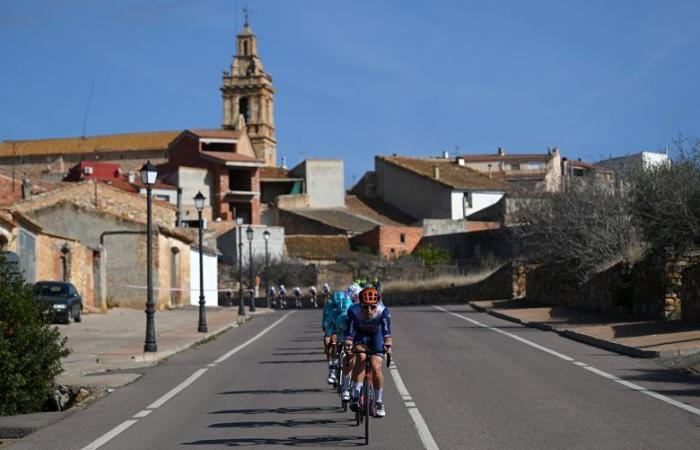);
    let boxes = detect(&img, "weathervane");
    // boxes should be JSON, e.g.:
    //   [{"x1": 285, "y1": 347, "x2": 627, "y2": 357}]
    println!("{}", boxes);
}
[{"x1": 243, "y1": 3, "x2": 251, "y2": 26}]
